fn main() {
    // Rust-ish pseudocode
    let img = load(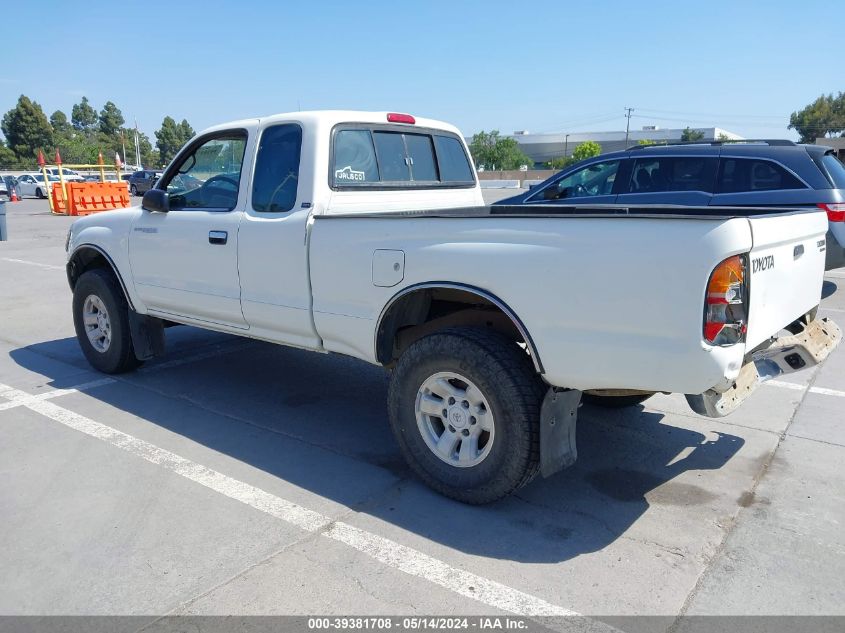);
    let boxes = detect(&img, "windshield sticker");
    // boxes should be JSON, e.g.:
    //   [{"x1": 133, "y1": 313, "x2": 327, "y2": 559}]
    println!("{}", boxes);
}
[{"x1": 335, "y1": 166, "x2": 365, "y2": 182}]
